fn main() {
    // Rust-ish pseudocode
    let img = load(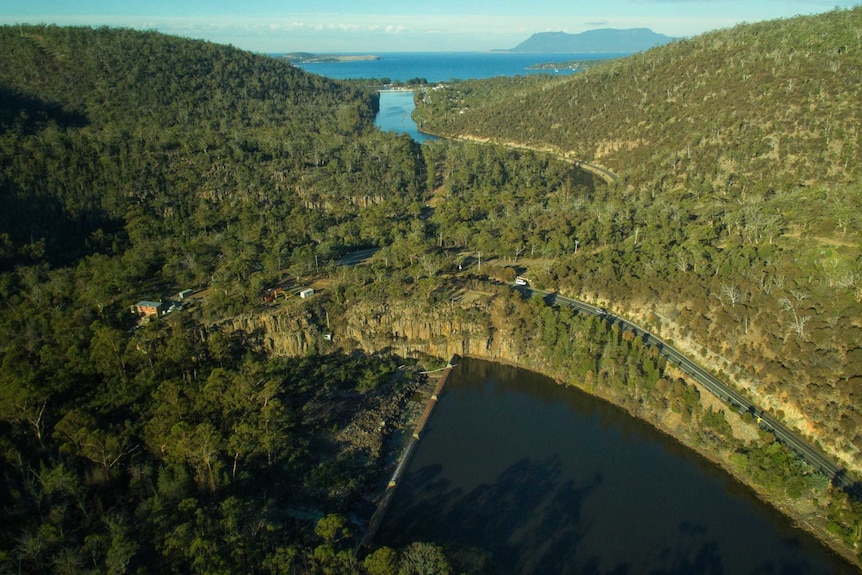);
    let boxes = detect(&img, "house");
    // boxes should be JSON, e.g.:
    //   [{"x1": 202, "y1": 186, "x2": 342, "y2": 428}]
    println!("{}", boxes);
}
[
  {"x1": 132, "y1": 300, "x2": 166, "y2": 317},
  {"x1": 299, "y1": 288, "x2": 315, "y2": 299}
]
